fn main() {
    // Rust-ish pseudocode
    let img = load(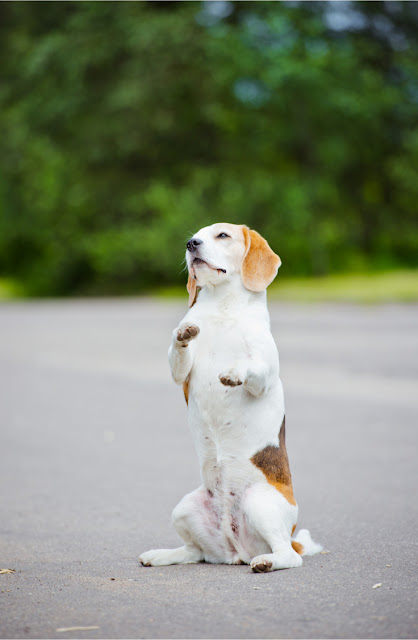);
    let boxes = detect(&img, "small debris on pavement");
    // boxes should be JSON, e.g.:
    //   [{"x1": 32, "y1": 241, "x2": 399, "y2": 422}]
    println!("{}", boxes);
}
[
  {"x1": 253, "y1": 587, "x2": 261, "y2": 590},
  {"x1": 372, "y1": 583, "x2": 382, "y2": 589},
  {"x1": 320, "y1": 551, "x2": 330, "y2": 554},
  {"x1": 56, "y1": 626, "x2": 100, "y2": 633},
  {"x1": 386, "y1": 564, "x2": 391, "y2": 567},
  {"x1": 0, "y1": 569, "x2": 15, "y2": 574}
]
